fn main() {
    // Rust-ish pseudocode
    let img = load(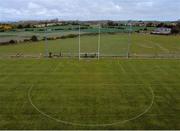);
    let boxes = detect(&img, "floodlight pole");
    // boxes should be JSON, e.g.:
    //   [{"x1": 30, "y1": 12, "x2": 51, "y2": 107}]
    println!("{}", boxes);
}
[
  {"x1": 79, "y1": 25, "x2": 81, "y2": 60},
  {"x1": 98, "y1": 24, "x2": 101, "y2": 60}
]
